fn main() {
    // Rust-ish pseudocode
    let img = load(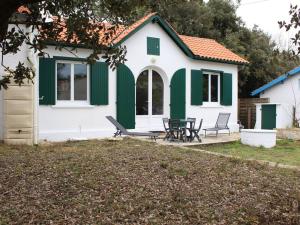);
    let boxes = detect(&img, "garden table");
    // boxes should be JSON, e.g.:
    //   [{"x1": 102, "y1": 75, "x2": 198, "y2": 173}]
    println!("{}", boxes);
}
[{"x1": 179, "y1": 119, "x2": 196, "y2": 142}]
